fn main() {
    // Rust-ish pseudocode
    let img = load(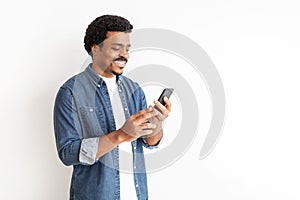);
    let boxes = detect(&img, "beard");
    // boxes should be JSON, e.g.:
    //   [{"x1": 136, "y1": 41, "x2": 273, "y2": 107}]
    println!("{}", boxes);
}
[{"x1": 112, "y1": 70, "x2": 123, "y2": 76}]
